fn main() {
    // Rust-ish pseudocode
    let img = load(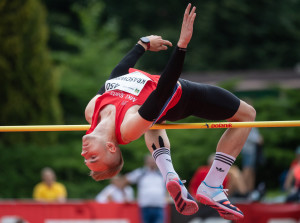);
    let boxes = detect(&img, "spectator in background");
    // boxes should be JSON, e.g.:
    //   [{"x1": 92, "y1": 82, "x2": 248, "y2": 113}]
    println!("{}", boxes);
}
[
  {"x1": 284, "y1": 146, "x2": 300, "y2": 202},
  {"x1": 33, "y1": 167, "x2": 67, "y2": 203},
  {"x1": 241, "y1": 127, "x2": 264, "y2": 193},
  {"x1": 189, "y1": 154, "x2": 248, "y2": 198},
  {"x1": 125, "y1": 155, "x2": 166, "y2": 223},
  {"x1": 16, "y1": 218, "x2": 27, "y2": 223},
  {"x1": 95, "y1": 174, "x2": 134, "y2": 203}
]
